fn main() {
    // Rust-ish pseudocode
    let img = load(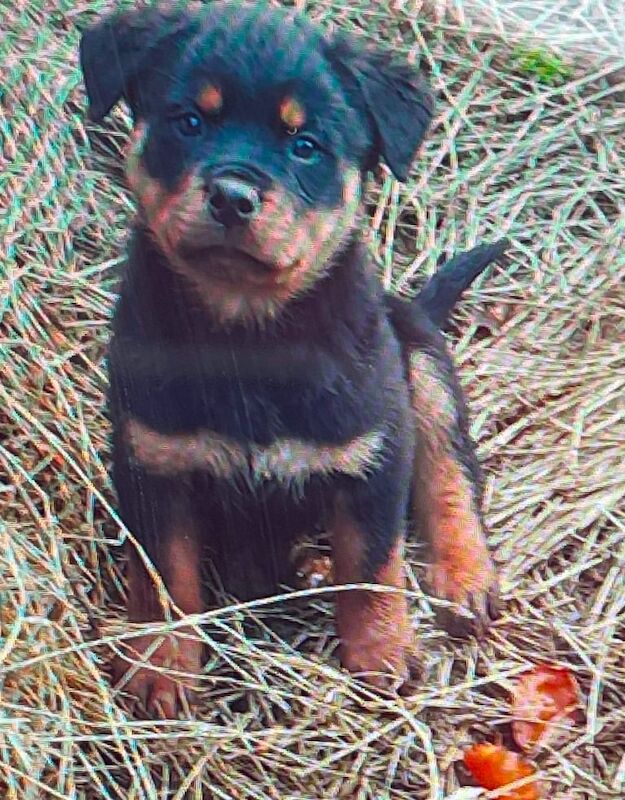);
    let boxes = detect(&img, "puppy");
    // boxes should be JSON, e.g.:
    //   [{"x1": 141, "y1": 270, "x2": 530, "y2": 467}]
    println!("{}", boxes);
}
[{"x1": 80, "y1": 1, "x2": 502, "y2": 716}]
